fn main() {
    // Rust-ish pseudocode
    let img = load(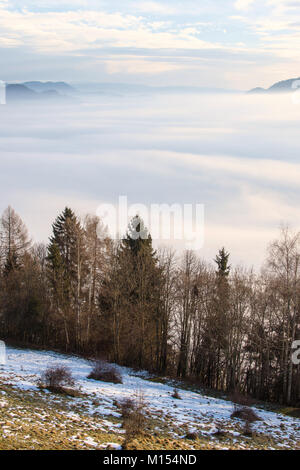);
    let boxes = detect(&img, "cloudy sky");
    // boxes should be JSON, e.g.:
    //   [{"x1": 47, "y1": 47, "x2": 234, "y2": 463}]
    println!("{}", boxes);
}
[
  {"x1": 1, "y1": 92, "x2": 300, "y2": 268},
  {"x1": 0, "y1": 0, "x2": 299, "y2": 88},
  {"x1": 1, "y1": 1, "x2": 300, "y2": 269}
]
